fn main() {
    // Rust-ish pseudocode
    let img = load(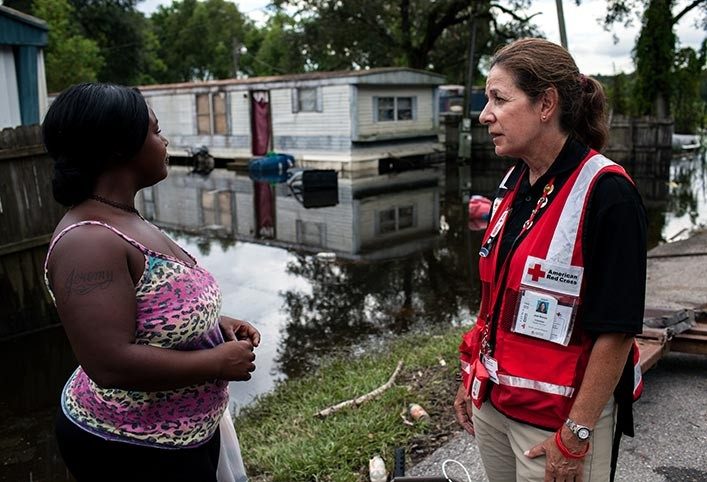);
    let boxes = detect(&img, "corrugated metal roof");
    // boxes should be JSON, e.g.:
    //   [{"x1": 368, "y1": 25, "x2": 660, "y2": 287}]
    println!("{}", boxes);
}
[{"x1": 138, "y1": 67, "x2": 445, "y2": 92}]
